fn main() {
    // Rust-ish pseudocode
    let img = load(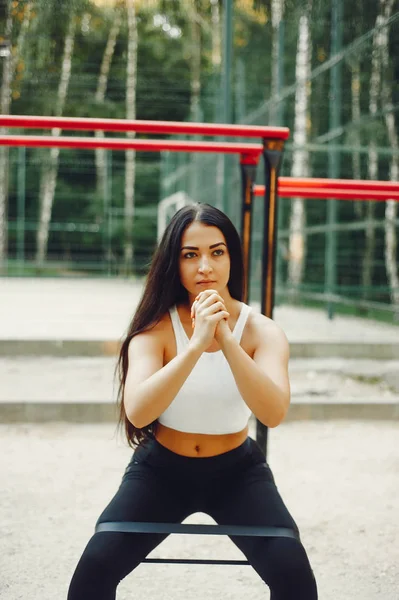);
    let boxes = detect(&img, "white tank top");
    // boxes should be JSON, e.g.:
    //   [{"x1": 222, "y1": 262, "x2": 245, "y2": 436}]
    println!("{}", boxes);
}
[{"x1": 157, "y1": 302, "x2": 253, "y2": 435}]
